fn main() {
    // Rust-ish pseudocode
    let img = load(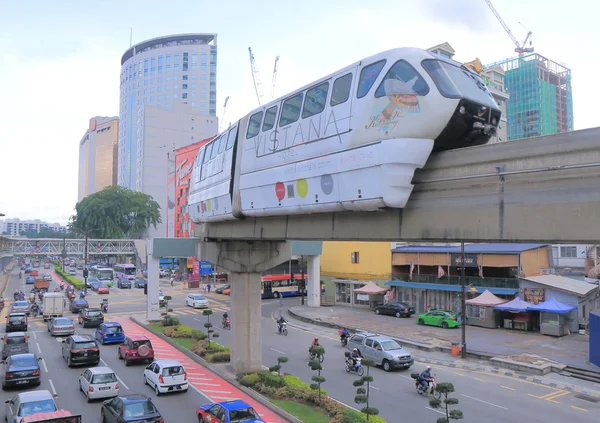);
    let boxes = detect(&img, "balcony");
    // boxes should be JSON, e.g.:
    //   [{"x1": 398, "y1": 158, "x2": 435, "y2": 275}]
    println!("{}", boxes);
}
[{"x1": 391, "y1": 273, "x2": 519, "y2": 289}]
